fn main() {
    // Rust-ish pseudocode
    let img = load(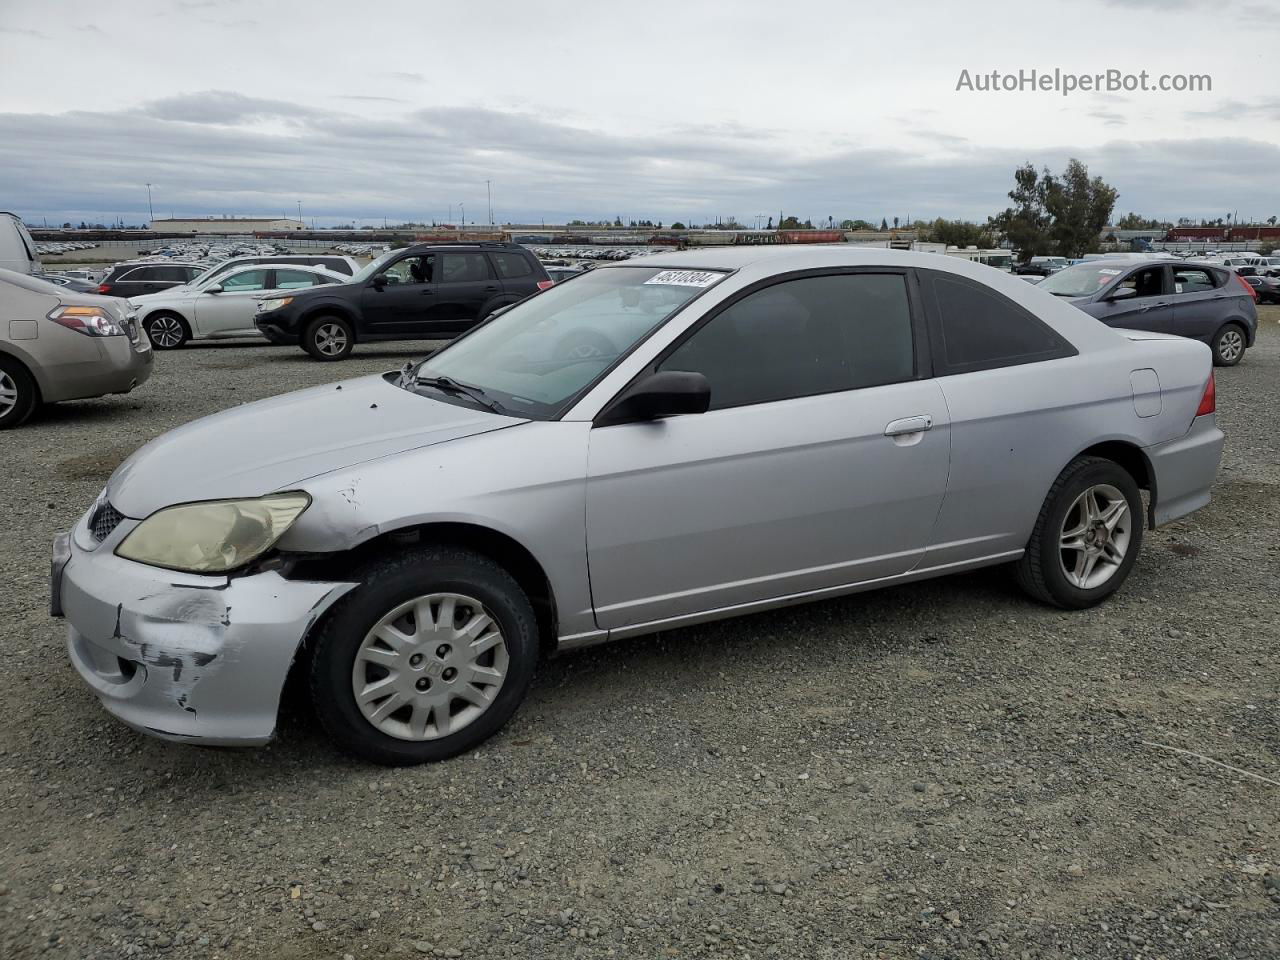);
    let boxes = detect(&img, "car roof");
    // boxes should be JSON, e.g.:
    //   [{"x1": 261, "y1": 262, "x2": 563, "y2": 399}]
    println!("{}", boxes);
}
[{"x1": 402, "y1": 242, "x2": 528, "y2": 253}]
